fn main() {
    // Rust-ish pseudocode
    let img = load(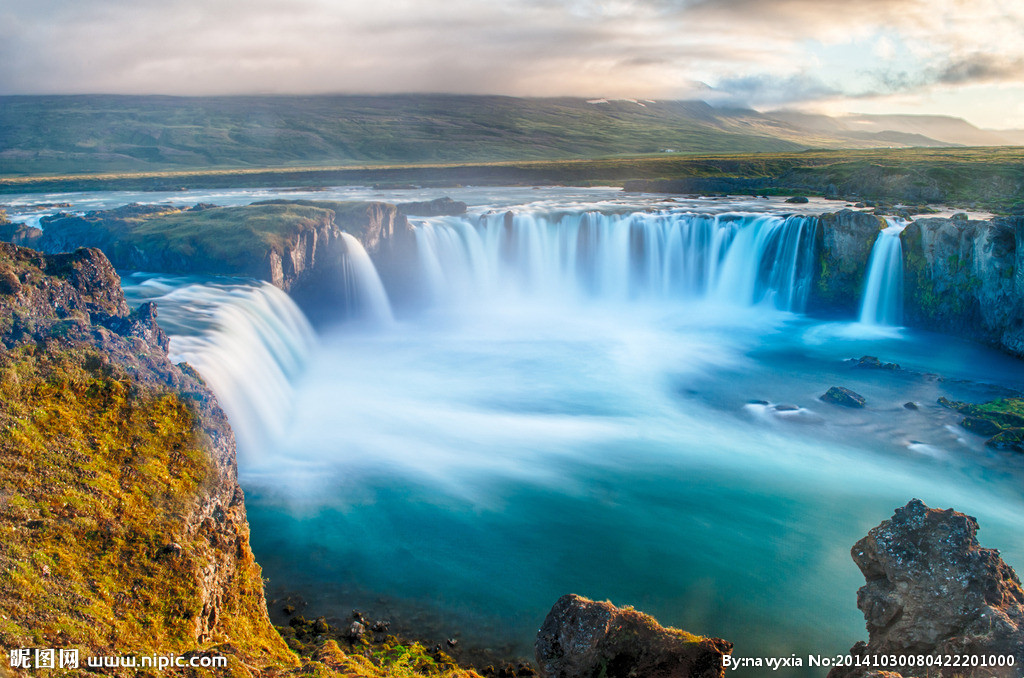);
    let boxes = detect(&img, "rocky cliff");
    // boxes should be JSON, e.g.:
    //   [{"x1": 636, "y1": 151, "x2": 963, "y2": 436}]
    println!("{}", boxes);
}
[
  {"x1": 810, "y1": 209, "x2": 884, "y2": 313},
  {"x1": 0, "y1": 242, "x2": 295, "y2": 675},
  {"x1": 830, "y1": 499, "x2": 1024, "y2": 678},
  {"x1": 901, "y1": 215, "x2": 1023, "y2": 356},
  {"x1": 0, "y1": 200, "x2": 414, "y2": 314}
]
